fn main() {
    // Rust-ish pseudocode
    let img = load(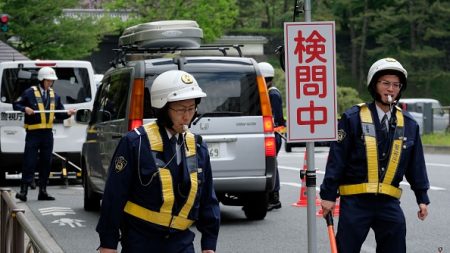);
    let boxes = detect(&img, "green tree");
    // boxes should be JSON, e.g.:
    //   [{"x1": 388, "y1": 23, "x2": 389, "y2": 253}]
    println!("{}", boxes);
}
[
  {"x1": 105, "y1": 0, "x2": 238, "y2": 42},
  {"x1": 2, "y1": 0, "x2": 112, "y2": 60},
  {"x1": 336, "y1": 86, "x2": 363, "y2": 115}
]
